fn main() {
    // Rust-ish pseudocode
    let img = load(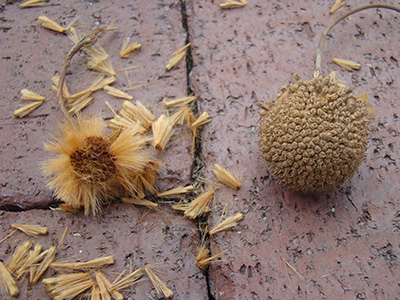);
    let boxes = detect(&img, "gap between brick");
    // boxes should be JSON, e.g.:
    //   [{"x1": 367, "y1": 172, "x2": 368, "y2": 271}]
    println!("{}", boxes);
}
[{"x1": 179, "y1": 1, "x2": 216, "y2": 300}]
